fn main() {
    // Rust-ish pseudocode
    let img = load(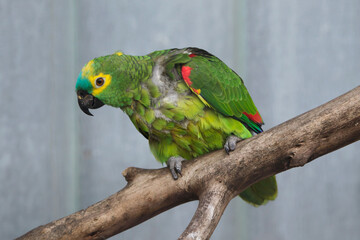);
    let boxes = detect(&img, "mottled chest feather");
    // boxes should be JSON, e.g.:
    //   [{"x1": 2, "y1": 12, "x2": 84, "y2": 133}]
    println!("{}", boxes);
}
[{"x1": 121, "y1": 48, "x2": 254, "y2": 163}]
